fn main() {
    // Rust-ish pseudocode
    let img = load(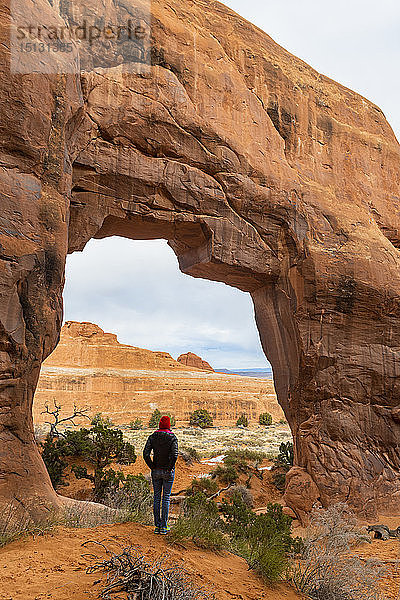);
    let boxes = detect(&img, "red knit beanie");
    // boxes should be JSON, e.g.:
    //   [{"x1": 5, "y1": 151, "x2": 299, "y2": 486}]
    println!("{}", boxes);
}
[{"x1": 158, "y1": 415, "x2": 171, "y2": 430}]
